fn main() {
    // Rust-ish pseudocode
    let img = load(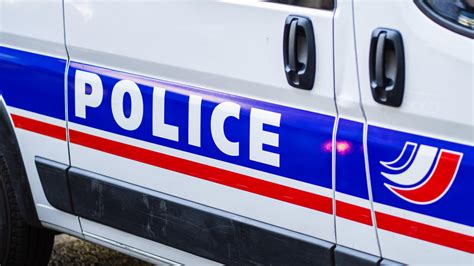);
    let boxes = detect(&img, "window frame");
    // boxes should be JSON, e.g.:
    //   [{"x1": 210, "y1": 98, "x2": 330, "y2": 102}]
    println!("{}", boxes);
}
[
  {"x1": 414, "y1": 0, "x2": 474, "y2": 39},
  {"x1": 264, "y1": 0, "x2": 335, "y2": 10}
]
